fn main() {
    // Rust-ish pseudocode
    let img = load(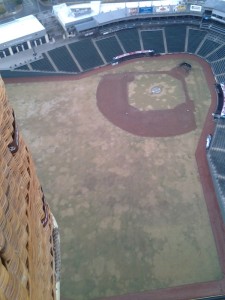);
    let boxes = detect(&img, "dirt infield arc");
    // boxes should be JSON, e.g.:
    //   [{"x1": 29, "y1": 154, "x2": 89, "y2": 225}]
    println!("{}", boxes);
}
[
  {"x1": 96, "y1": 67, "x2": 196, "y2": 137},
  {"x1": 85, "y1": 54, "x2": 225, "y2": 300}
]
